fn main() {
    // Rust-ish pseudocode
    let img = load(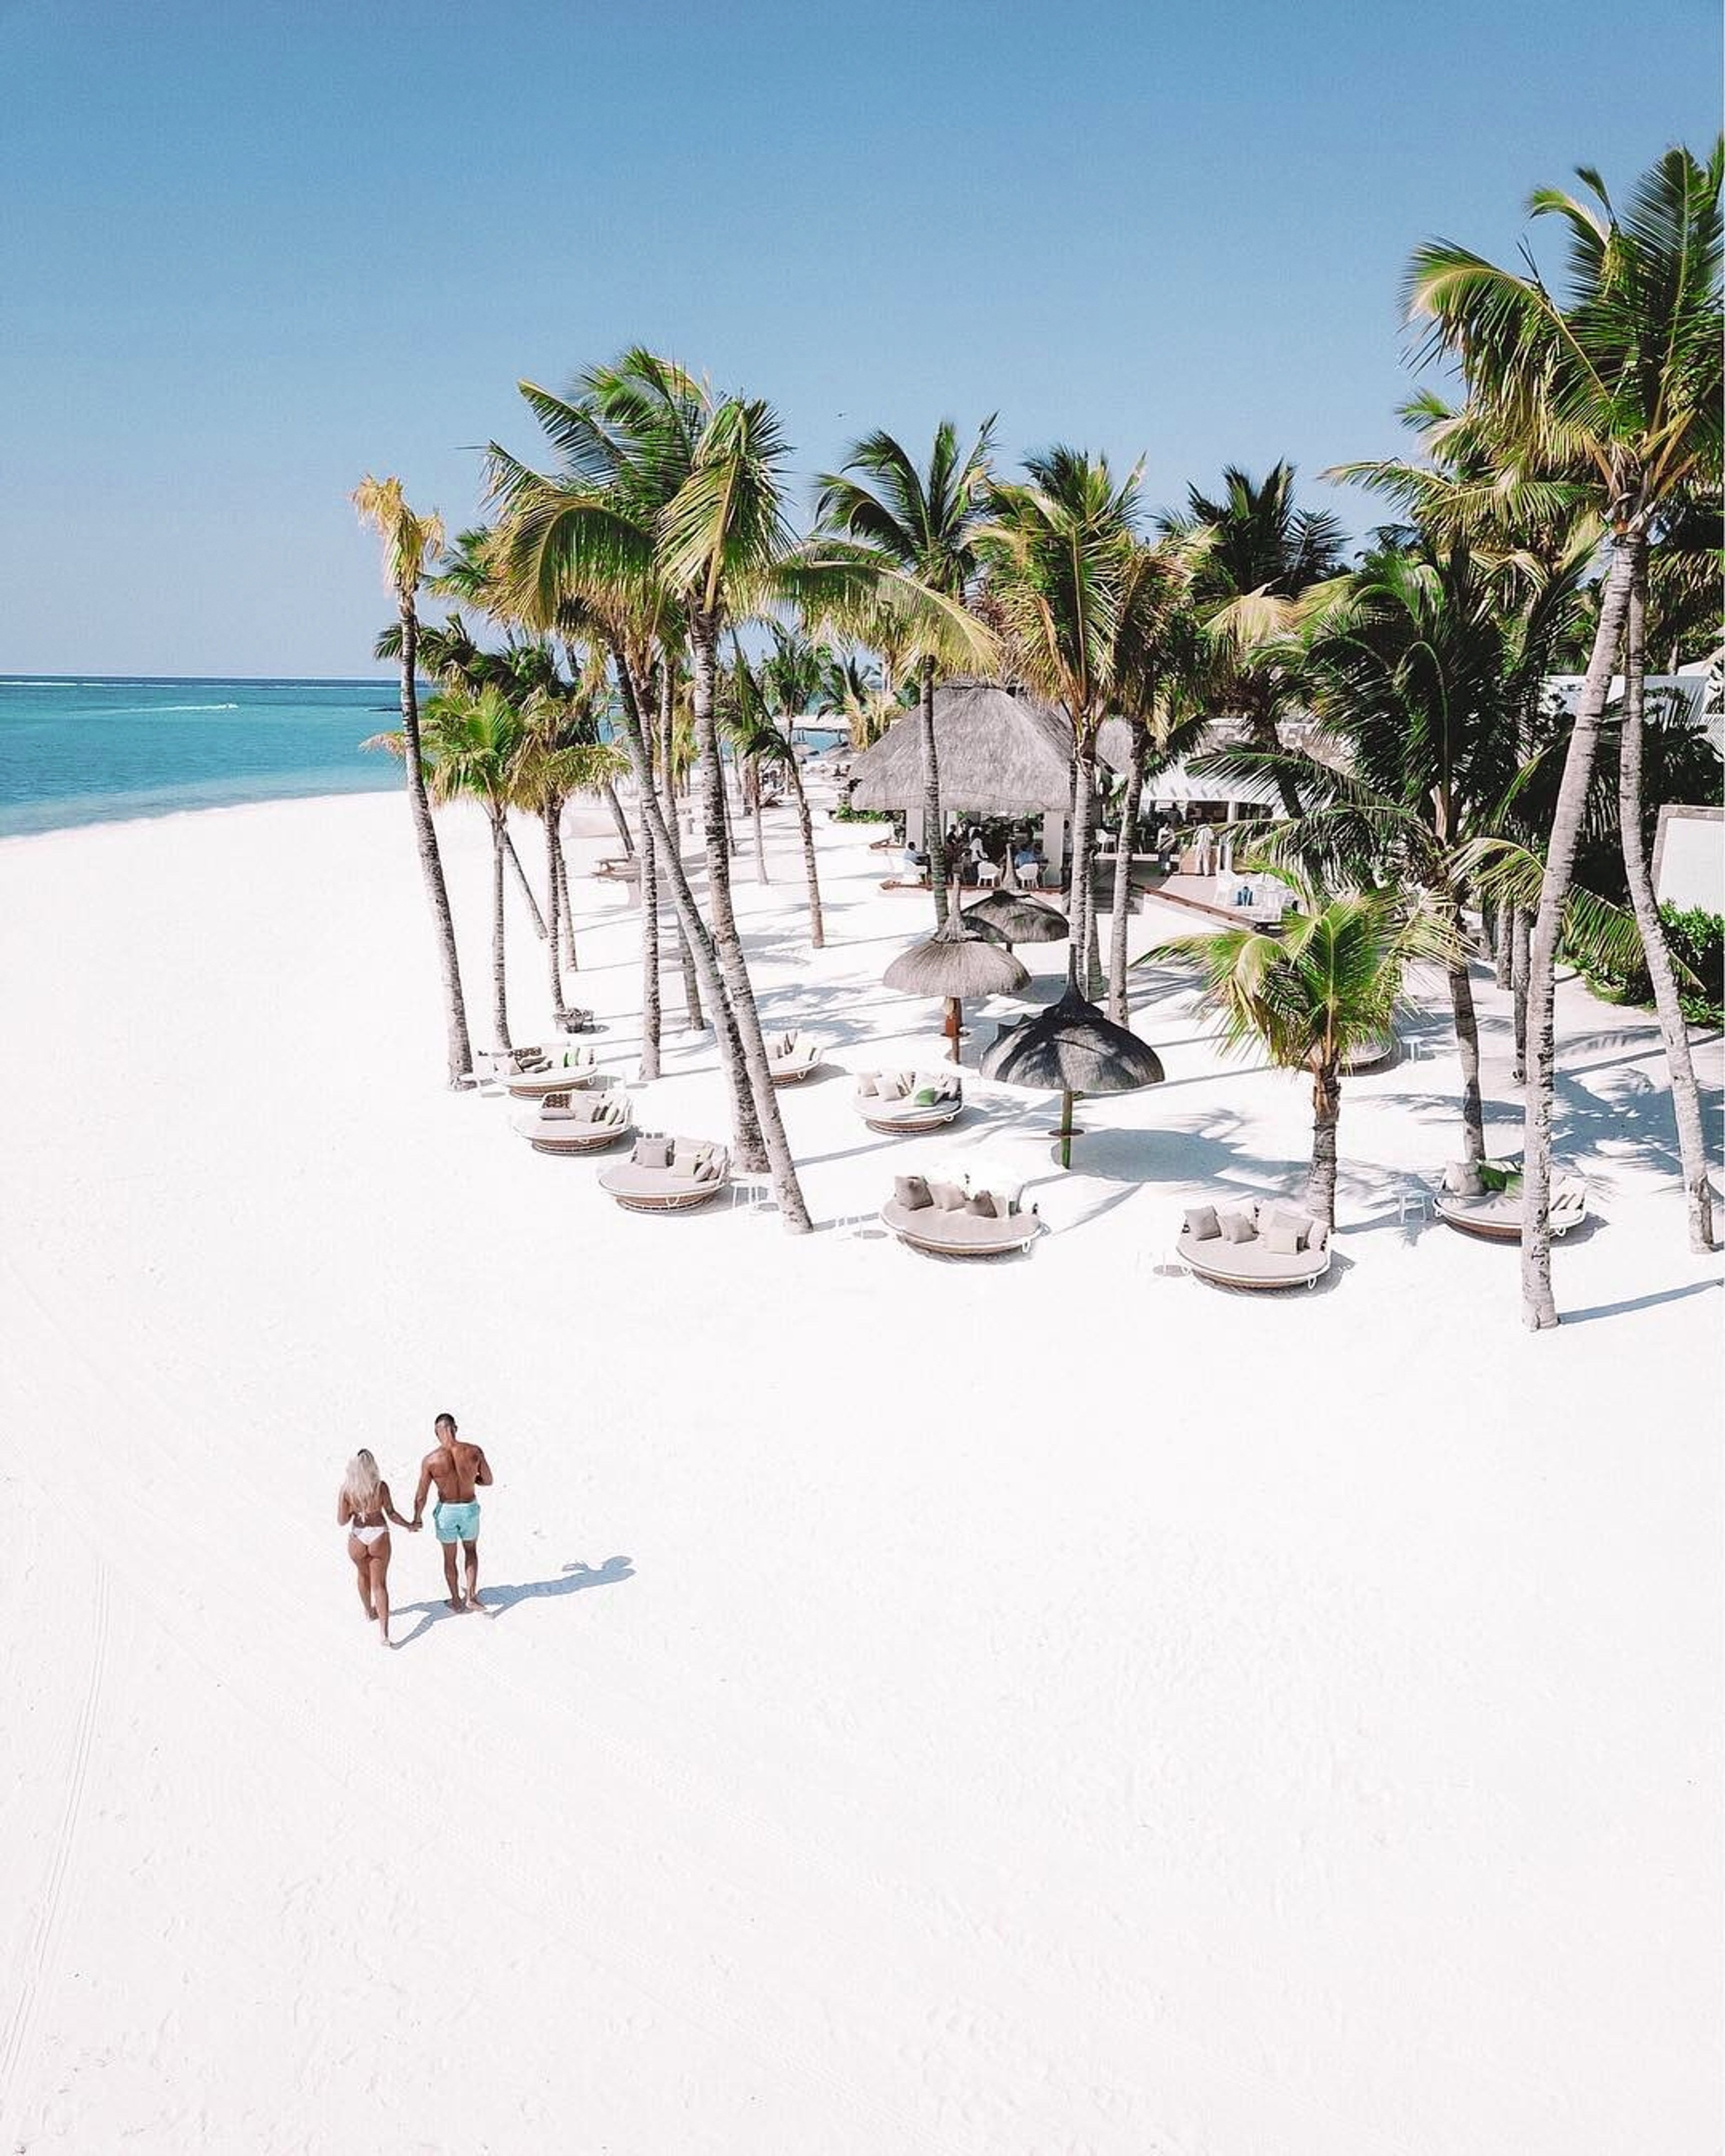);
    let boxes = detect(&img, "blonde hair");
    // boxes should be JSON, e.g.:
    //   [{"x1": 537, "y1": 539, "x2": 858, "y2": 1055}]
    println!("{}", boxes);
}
[{"x1": 342, "y1": 1449, "x2": 382, "y2": 1511}]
